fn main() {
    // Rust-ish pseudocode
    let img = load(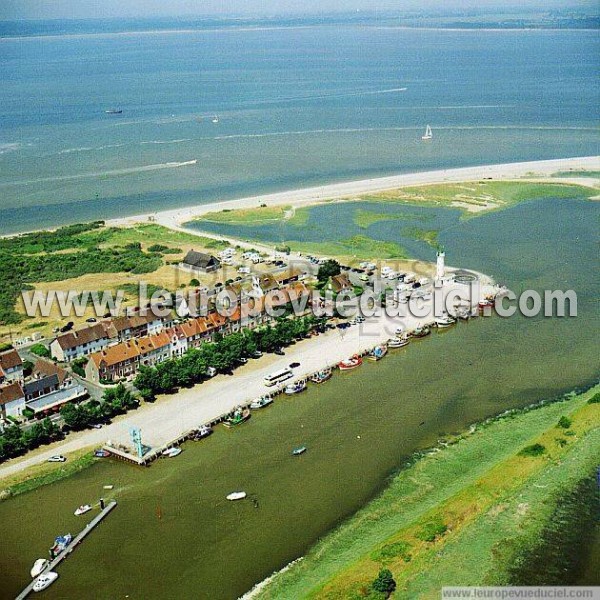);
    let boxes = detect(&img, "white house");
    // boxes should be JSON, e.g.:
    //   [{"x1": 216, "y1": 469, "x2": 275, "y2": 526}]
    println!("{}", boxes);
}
[{"x1": 0, "y1": 382, "x2": 26, "y2": 419}]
